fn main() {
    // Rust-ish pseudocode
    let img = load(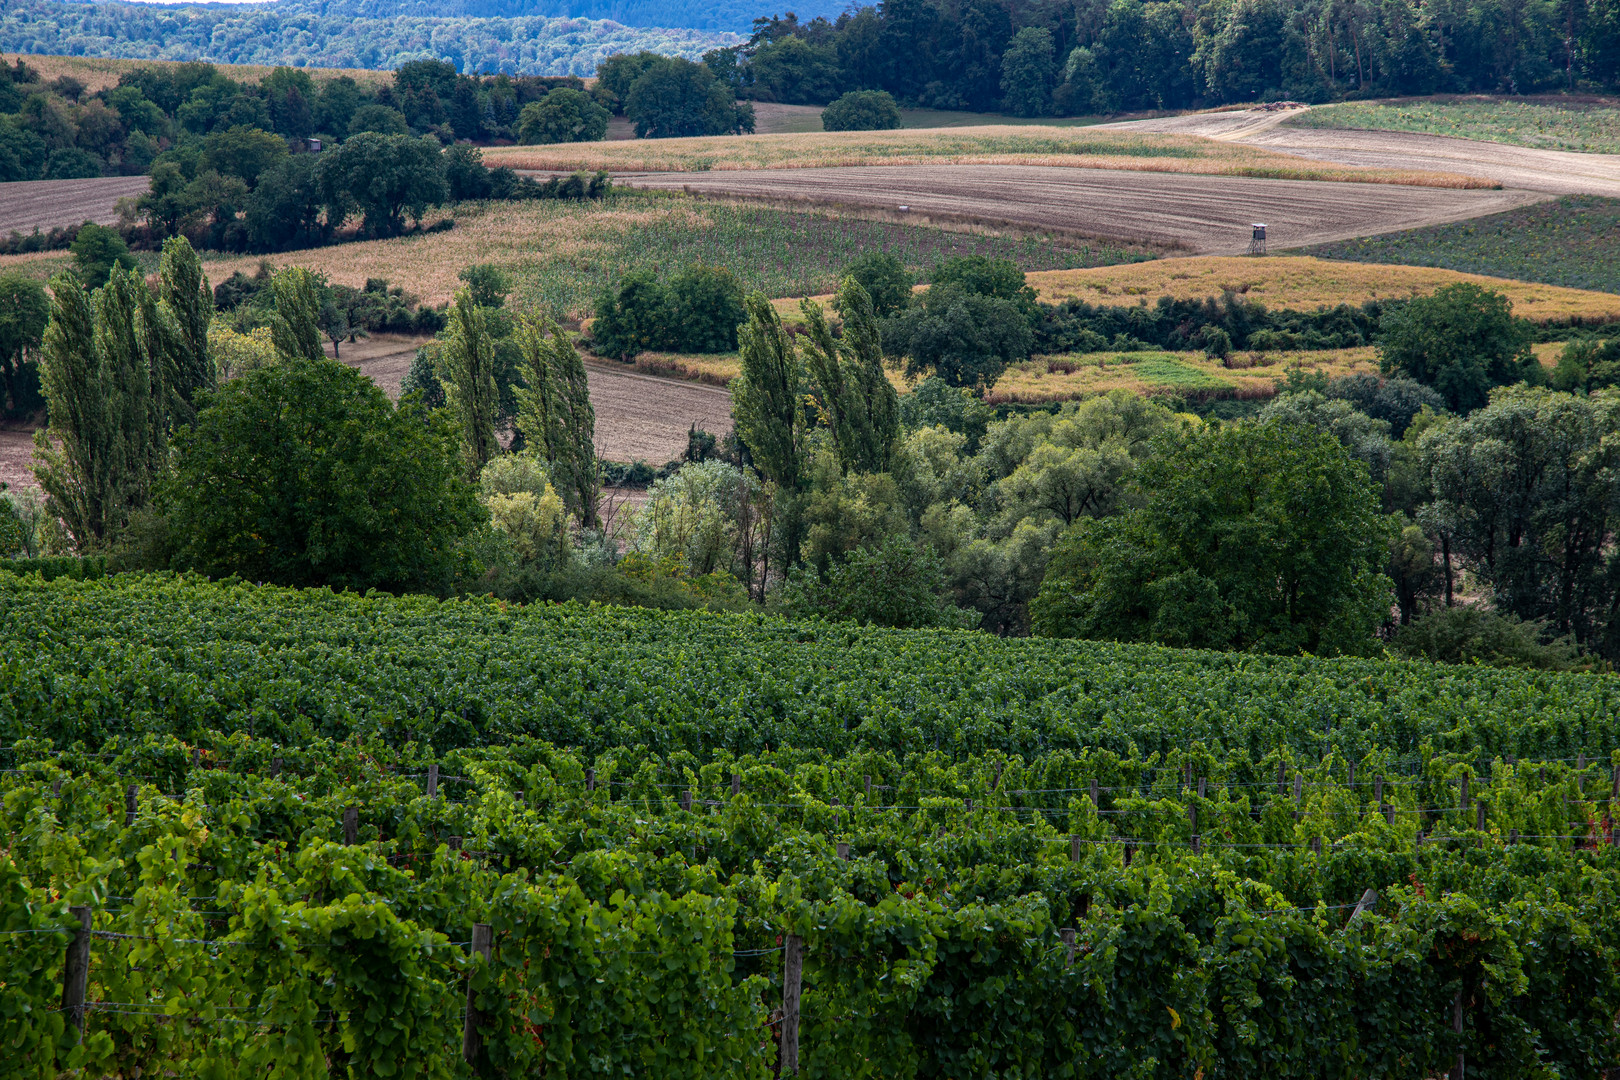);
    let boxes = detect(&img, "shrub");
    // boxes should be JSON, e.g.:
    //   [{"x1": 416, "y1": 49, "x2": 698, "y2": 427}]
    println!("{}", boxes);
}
[
  {"x1": 821, "y1": 90, "x2": 902, "y2": 131},
  {"x1": 589, "y1": 264, "x2": 746, "y2": 359},
  {"x1": 1392, "y1": 606, "x2": 1576, "y2": 669},
  {"x1": 778, "y1": 534, "x2": 979, "y2": 628},
  {"x1": 69, "y1": 223, "x2": 138, "y2": 288}
]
